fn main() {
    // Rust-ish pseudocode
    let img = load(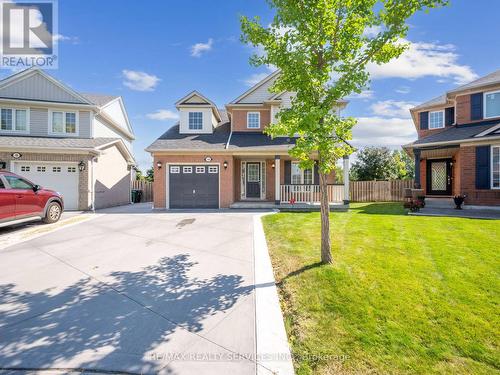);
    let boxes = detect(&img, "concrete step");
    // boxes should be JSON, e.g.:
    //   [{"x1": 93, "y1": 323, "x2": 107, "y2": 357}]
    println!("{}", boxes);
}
[{"x1": 425, "y1": 197, "x2": 455, "y2": 208}]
